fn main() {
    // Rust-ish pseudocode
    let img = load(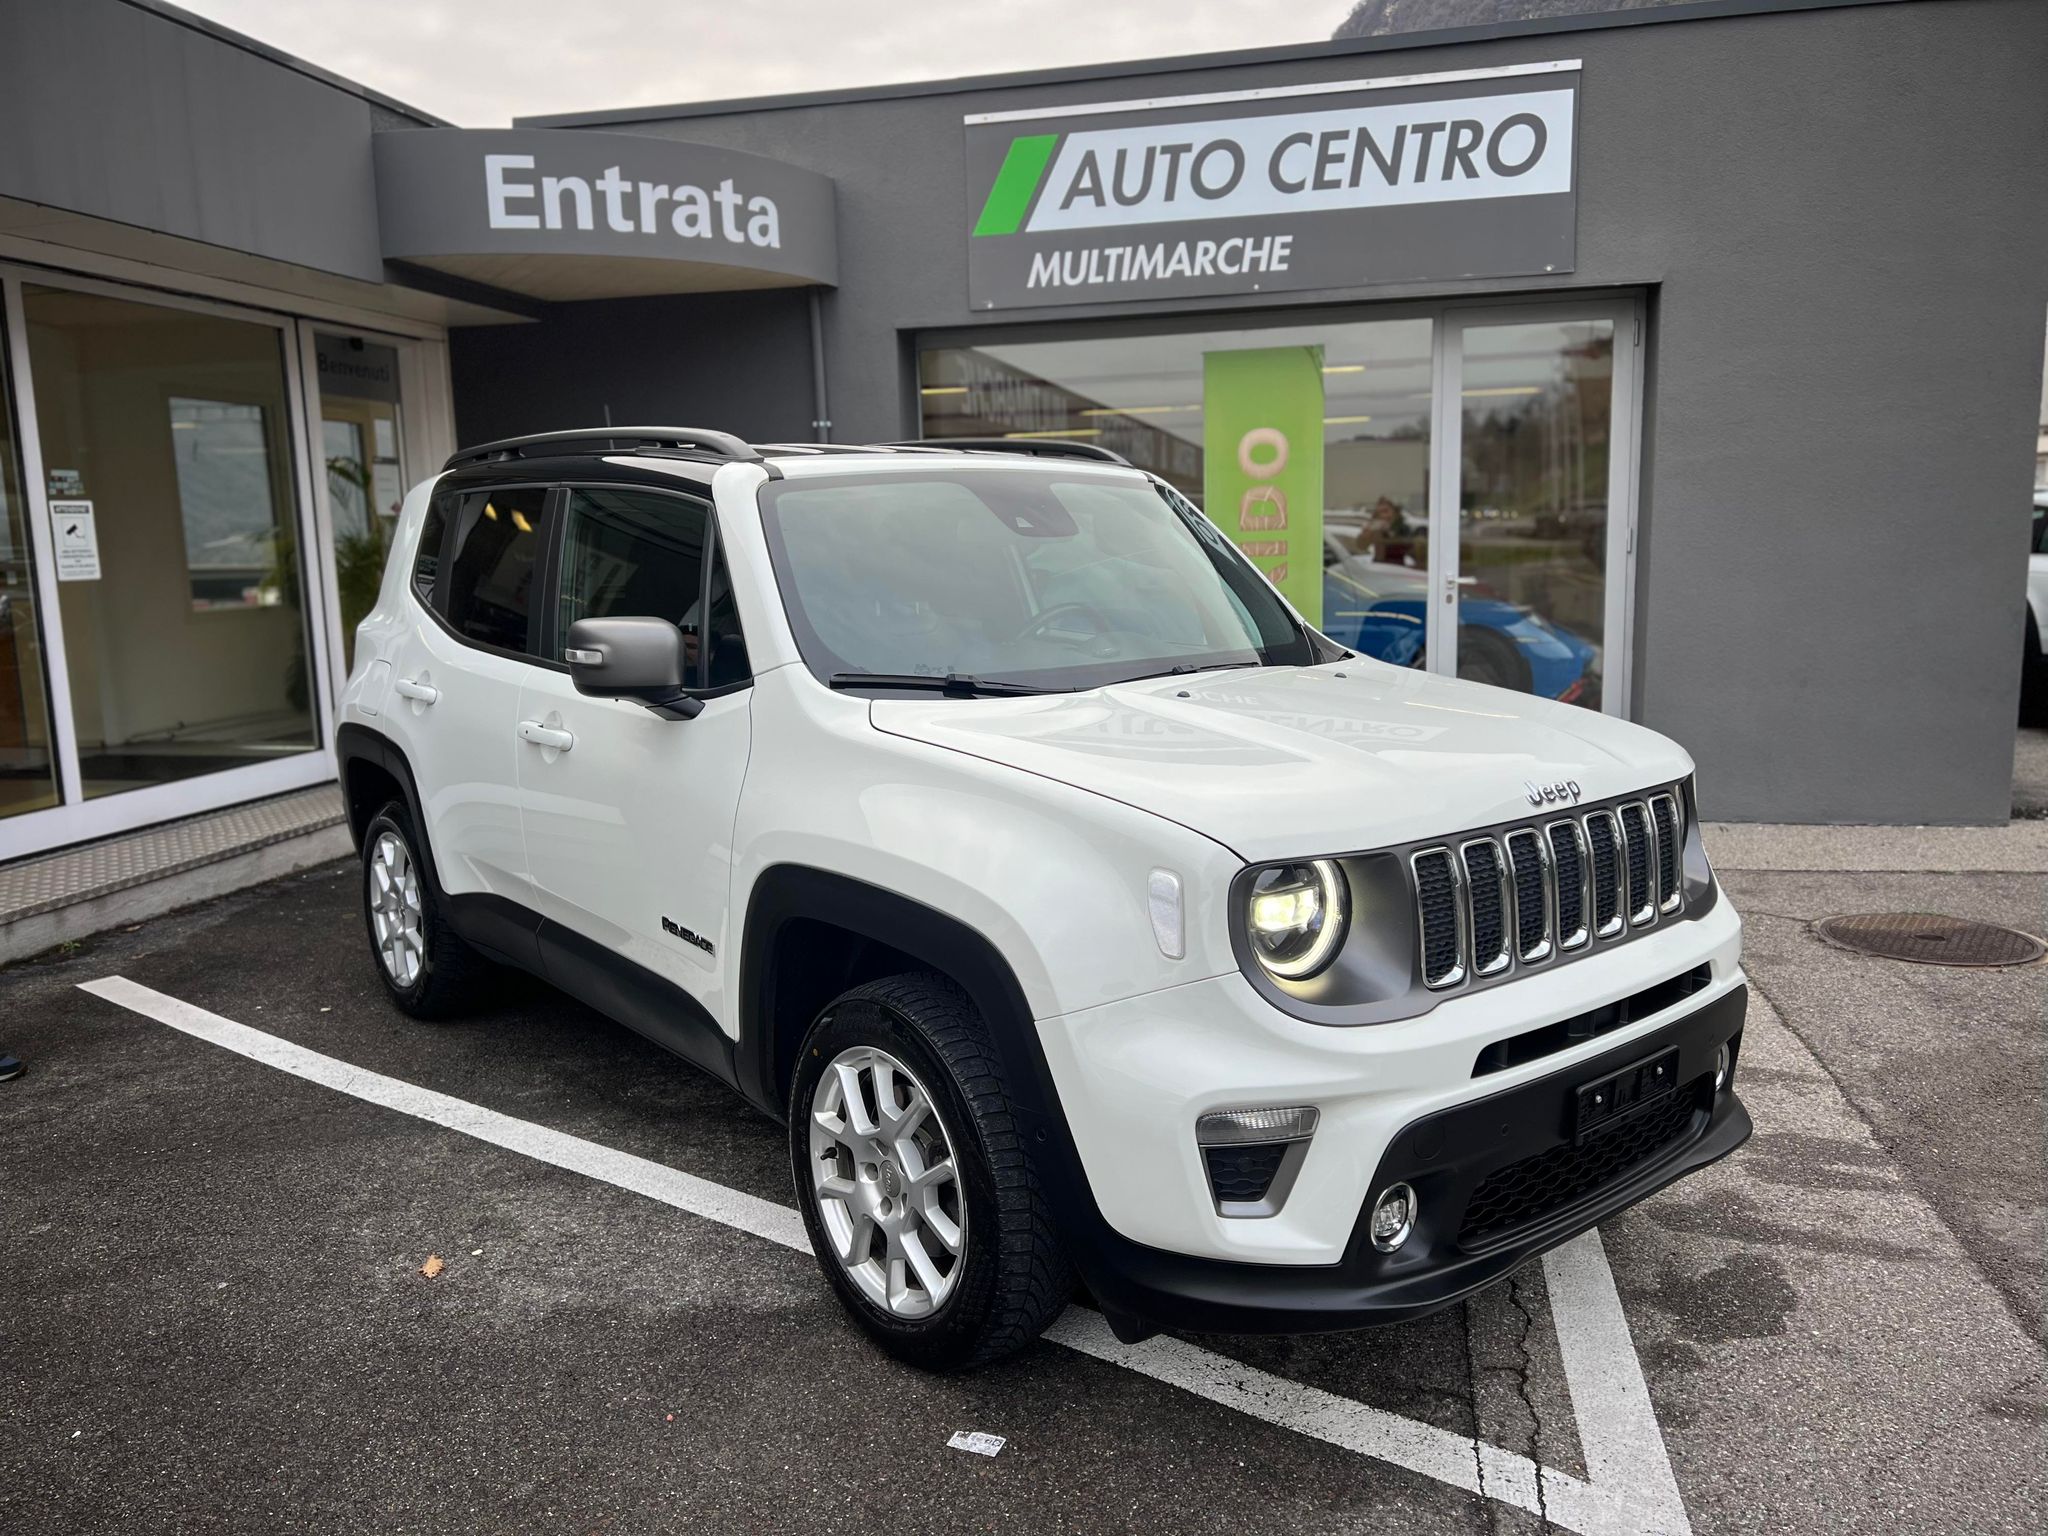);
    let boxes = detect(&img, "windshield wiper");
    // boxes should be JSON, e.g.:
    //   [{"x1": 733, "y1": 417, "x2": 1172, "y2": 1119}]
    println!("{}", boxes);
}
[
  {"x1": 1116, "y1": 660, "x2": 1266, "y2": 685},
  {"x1": 827, "y1": 671, "x2": 1050, "y2": 697}
]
